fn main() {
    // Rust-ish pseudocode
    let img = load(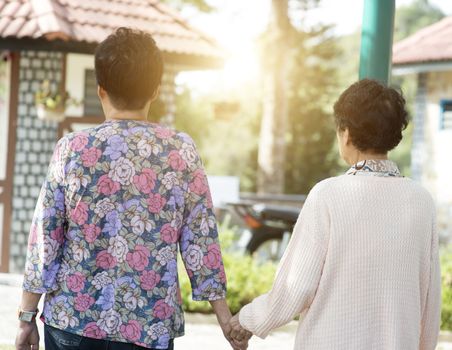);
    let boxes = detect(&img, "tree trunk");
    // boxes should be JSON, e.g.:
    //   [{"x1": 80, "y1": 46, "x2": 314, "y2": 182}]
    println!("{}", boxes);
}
[{"x1": 257, "y1": 0, "x2": 290, "y2": 194}]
